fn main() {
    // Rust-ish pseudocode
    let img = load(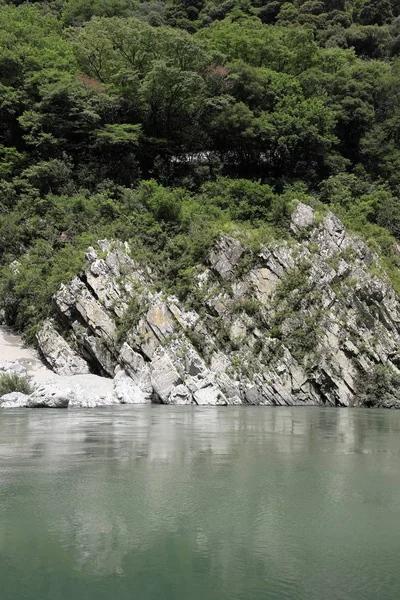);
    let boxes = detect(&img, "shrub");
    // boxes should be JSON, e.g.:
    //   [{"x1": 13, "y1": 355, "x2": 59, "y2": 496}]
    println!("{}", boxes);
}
[
  {"x1": 232, "y1": 298, "x2": 262, "y2": 318},
  {"x1": 0, "y1": 372, "x2": 34, "y2": 397},
  {"x1": 116, "y1": 297, "x2": 147, "y2": 343},
  {"x1": 274, "y1": 261, "x2": 312, "y2": 303},
  {"x1": 286, "y1": 317, "x2": 319, "y2": 362},
  {"x1": 358, "y1": 364, "x2": 400, "y2": 408}
]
